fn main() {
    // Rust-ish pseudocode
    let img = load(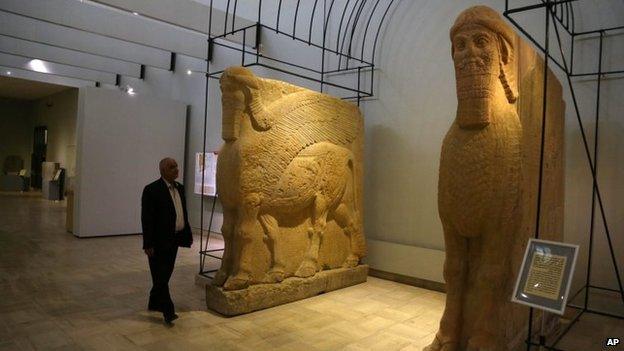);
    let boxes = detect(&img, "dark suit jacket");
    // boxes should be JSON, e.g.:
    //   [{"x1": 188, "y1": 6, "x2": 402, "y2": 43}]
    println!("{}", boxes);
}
[{"x1": 141, "y1": 178, "x2": 193, "y2": 250}]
